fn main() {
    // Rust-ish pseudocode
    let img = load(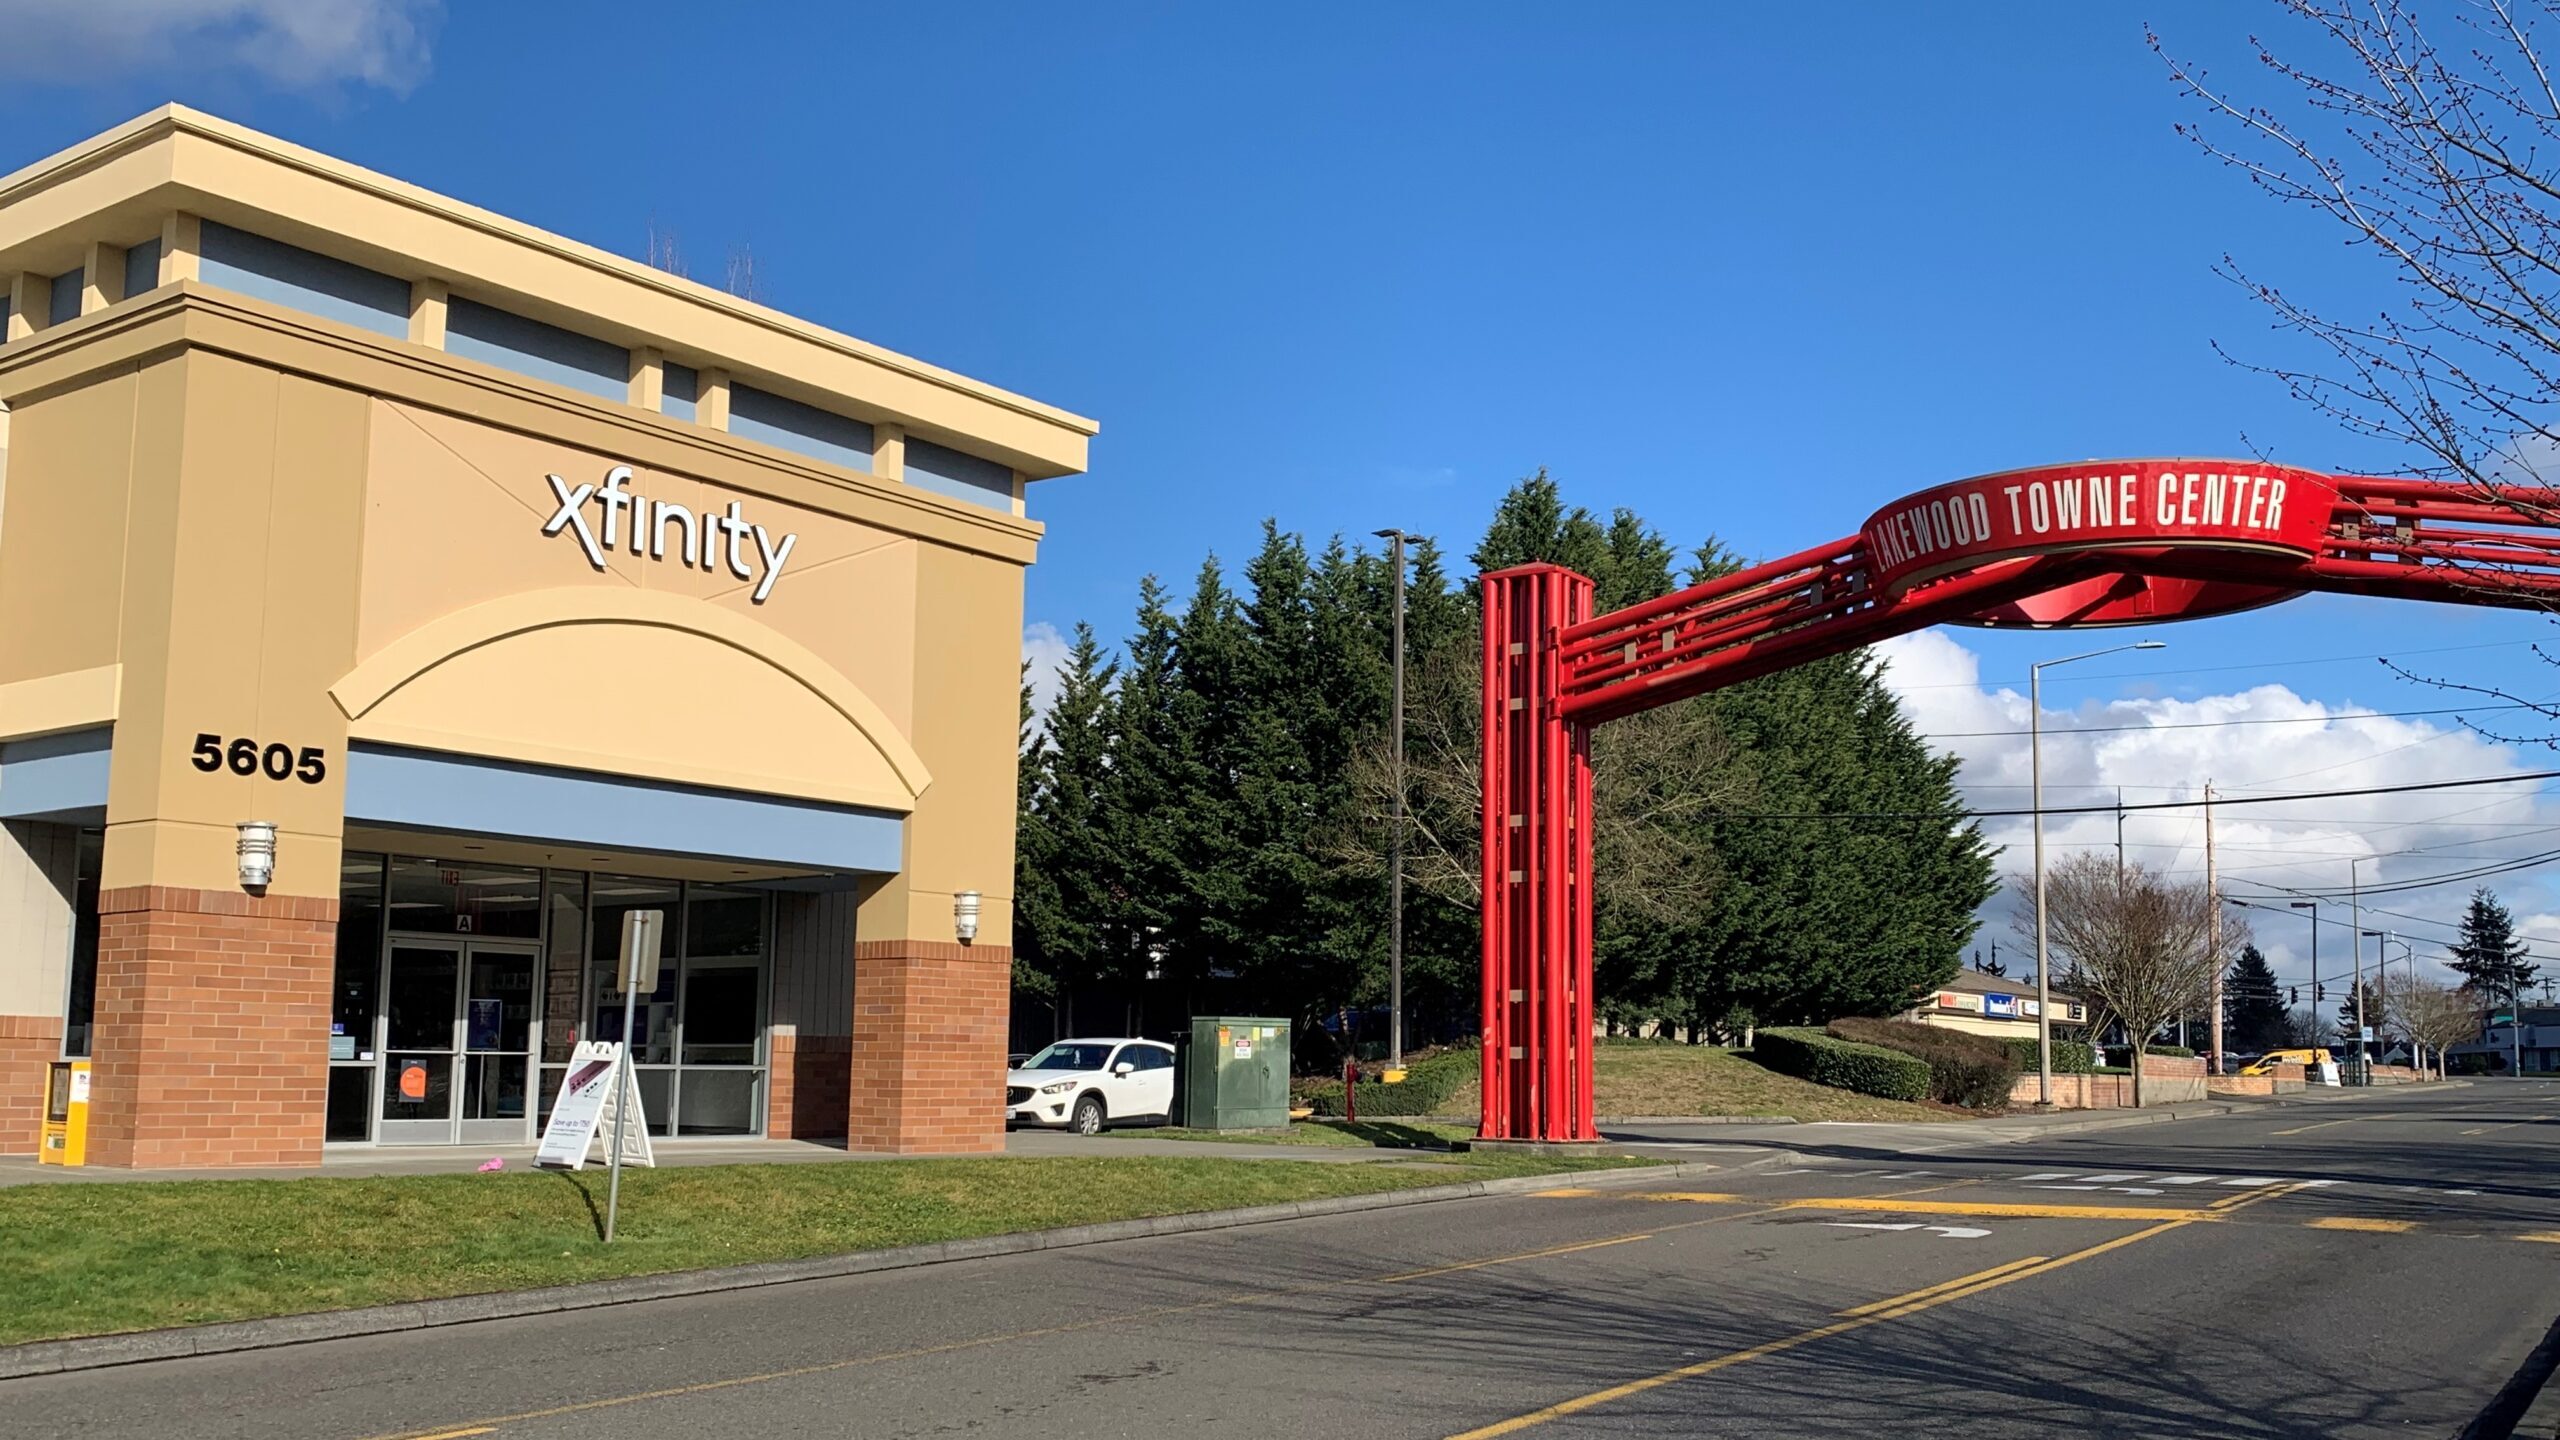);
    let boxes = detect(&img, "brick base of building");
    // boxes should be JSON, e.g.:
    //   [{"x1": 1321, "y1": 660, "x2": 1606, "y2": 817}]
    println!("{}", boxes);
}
[
  {"x1": 767, "y1": 1031, "x2": 852, "y2": 1140},
  {"x1": 847, "y1": 940, "x2": 1007, "y2": 1153},
  {"x1": 0, "y1": 1013, "x2": 63, "y2": 1156},
  {"x1": 85, "y1": 886, "x2": 336, "y2": 1169}
]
